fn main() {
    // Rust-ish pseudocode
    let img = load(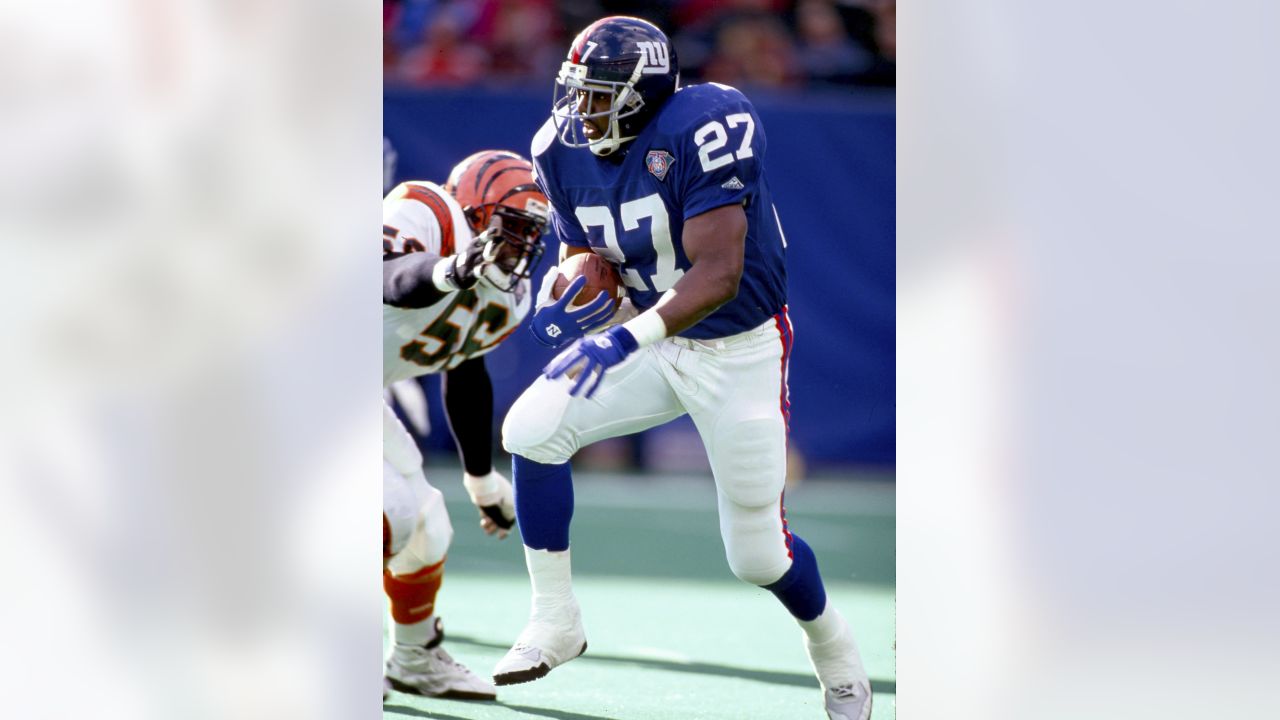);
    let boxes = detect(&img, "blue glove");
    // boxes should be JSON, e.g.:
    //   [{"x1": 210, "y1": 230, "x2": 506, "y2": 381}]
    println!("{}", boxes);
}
[
  {"x1": 543, "y1": 326, "x2": 639, "y2": 398},
  {"x1": 529, "y1": 275, "x2": 617, "y2": 348}
]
